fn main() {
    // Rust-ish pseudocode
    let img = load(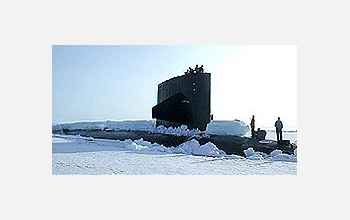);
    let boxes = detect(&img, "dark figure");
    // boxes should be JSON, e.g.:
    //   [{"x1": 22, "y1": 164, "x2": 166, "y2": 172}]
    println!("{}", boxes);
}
[
  {"x1": 199, "y1": 65, "x2": 204, "y2": 73},
  {"x1": 274, "y1": 117, "x2": 283, "y2": 141},
  {"x1": 256, "y1": 128, "x2": 267, "y2": 141},
  {"x1": 195, "y1": 64, "x2": 200, "y2": 74},
  {"x1": 250, "y1": 115, "x2": 255, "y2": 138},
  {"x1": 189, "y1": 67, "x2": 194, "y2": 74}
]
